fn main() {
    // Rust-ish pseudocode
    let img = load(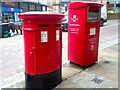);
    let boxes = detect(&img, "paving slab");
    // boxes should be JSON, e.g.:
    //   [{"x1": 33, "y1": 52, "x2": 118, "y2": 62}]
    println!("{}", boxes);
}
[{"x1": 56, "y1": 71, "x2": 118, "y2": 88}]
